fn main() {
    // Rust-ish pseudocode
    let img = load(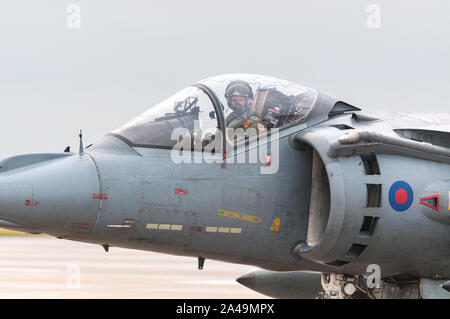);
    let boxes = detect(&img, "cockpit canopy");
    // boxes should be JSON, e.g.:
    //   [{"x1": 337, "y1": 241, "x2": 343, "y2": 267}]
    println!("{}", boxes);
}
[{"x1": 111, "y1": 74, "x2": 318, "y2": 148}]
